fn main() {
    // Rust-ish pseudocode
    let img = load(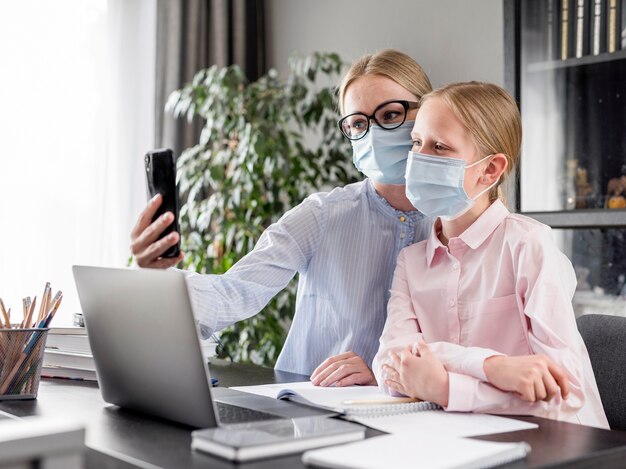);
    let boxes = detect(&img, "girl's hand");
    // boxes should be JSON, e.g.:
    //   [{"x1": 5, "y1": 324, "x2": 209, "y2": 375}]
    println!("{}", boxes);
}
[
  {"x1": 310, "y1": 351, "x2": 377, "y2": 387},
  {"x1": 382, "y1": 342, "x2": 449, "y2": 407},
  {"x1": 483, "y1": 354, "x2": 569, "y2": 402}
]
